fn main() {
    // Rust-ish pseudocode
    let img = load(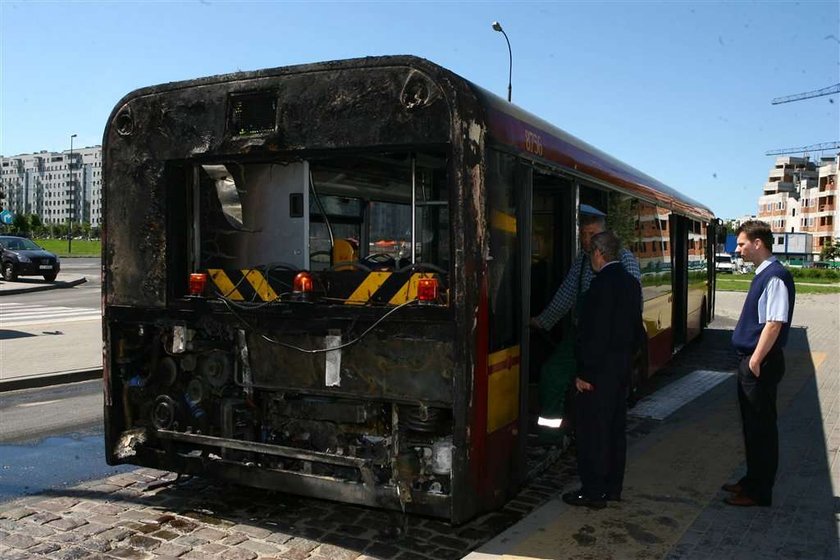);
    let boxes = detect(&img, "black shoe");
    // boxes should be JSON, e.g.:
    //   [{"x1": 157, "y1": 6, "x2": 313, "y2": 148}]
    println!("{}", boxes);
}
[
  {"x1": 562, "y1": 491, "x2": 606, "y2": 510},
  {"x1": 605, "y1": 492, "x2": 622, "y2": 502},
  {"x1": 721, "y1": 482, "x2": 743, "y2": 494}
]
